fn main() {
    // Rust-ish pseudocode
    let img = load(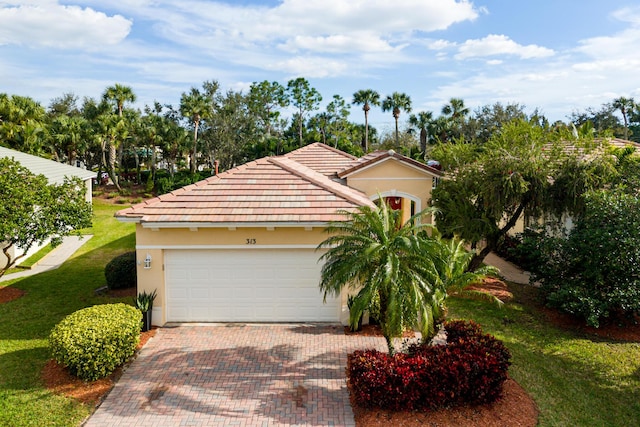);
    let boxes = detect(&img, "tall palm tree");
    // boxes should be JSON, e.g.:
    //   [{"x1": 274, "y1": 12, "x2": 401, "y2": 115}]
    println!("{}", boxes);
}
[
  {"x1": 318, "y1": 202, "x2": 441, "y2": 355},
  {"x1": 352, "y1": 89, "x2": 380, "y2": 152},
  {"x1": 612, "y1": 96, "x2": 635, "y2": 140},
  {"x1": 381, "y1": 92, "x2": 412, "y2": 148},
  {"x1": 102, "y1": 84, "x2": 136, "y2": 189},
  {"x1": 180, "y1": 87, "x2": 213, "y2": 174},
  {"x1": 103, "y1": 84, "x2": 136, "y2": 118},
  {"x1": 441, "y1": 97, "x2": 469, "y2": 142},
  {"x1": 408, "y1": 111, "x2": 434, "y2": 153}
]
